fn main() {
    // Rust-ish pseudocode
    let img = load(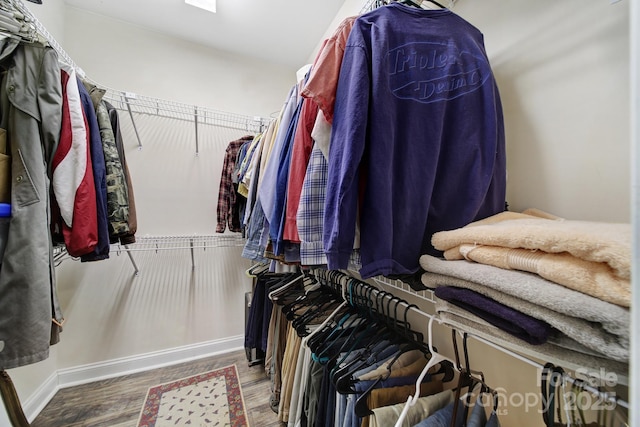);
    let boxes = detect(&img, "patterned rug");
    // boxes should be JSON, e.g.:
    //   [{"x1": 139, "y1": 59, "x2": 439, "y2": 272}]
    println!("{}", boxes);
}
[{"x1": 137, "y1": 364, "x2": 249, "y2": 427}]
